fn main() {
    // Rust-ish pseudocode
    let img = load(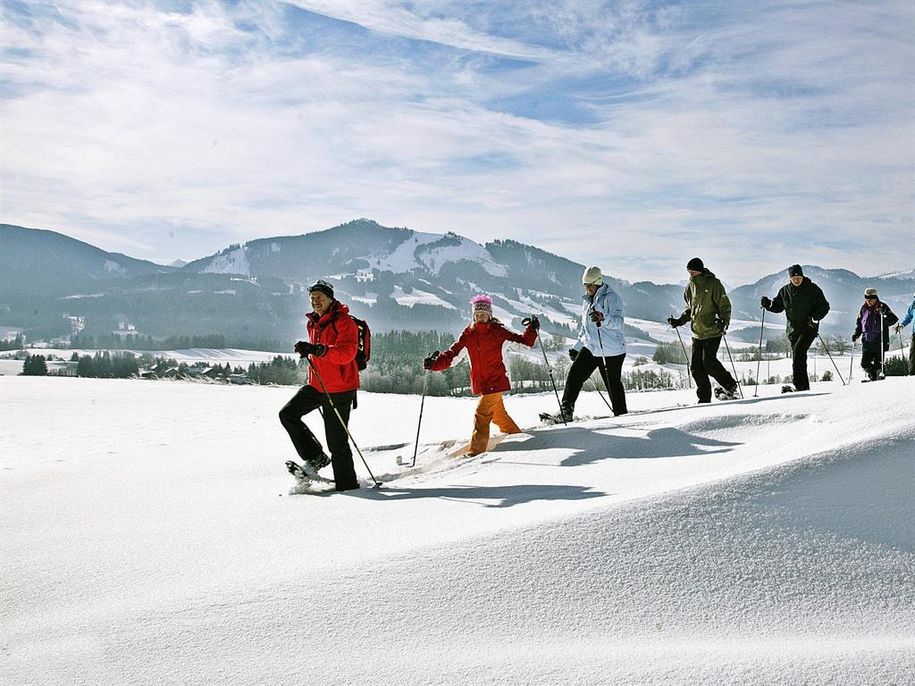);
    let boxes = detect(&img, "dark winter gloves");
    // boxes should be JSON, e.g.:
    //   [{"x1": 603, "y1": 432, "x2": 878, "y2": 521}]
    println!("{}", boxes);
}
[
  {"x1": 667, "y1": 314, "x2": 687, "y2": 328},
  {"x1": 589, "y1": 310, "x2": 604, "y2": 324},
  {"x1": 852, "y1": 331, "x2": 861, "y2": 342},
  {"x1": 294, "y1": 341, "x2": 326, "y2": 357},
  {"x1": 807, "y1": 318, "x2": 819, "y2": 332},
  {"x1": 568, "y1": 348, "x2": 578, "y2": 361},
  {"x1": 760, "y1": 296, "x2": 772, "y2": 310},
  {"x1": 423, "y1": 351, "x2": 440, "y2": 370},
  {"x1": 527, "y1": 316, "x2": 540, "y2": 330}
]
